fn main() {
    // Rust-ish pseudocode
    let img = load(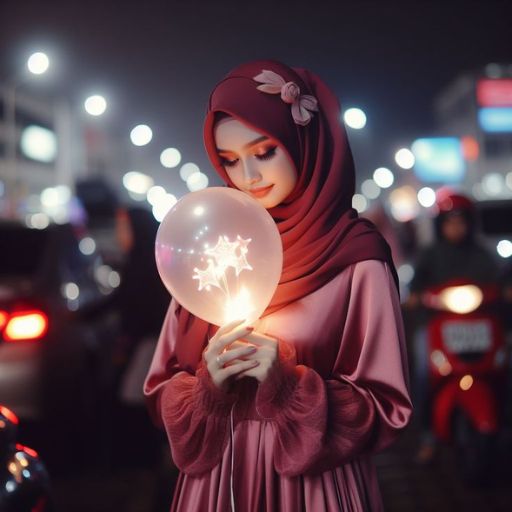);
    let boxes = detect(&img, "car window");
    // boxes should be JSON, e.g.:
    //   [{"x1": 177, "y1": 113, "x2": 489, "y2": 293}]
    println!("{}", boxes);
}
[{"x1": 0, "y1": 224, "x2": 48, "y2": 277}]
